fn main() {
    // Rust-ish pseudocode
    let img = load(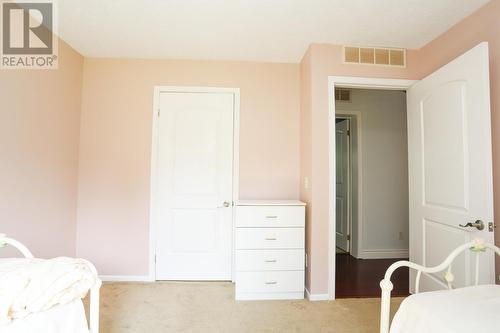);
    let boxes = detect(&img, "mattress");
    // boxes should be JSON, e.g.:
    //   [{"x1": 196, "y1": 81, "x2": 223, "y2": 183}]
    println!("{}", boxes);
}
[
  {"x1": 1, "y1": 300, "x2": 89, "y2": 333},
  {"x1": 390, "y1": 284, "x2": 500, "y2": 333}
]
